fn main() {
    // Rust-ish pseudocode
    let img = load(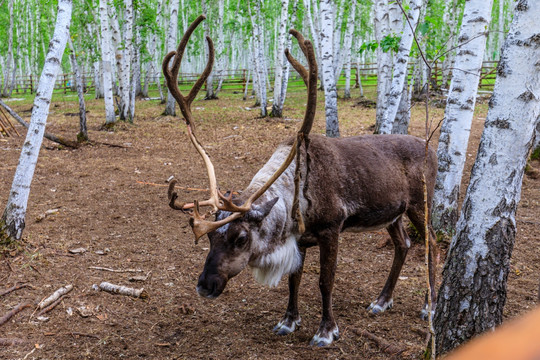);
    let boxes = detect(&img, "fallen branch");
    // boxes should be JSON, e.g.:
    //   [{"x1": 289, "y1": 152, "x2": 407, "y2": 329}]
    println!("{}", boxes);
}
[
  {"x1": 0, "y1": 284, "x2": 31, "y2": 298},
  {"x1": 89, "y1": 266, "x2": 143, "y2": 273},
  {"x1": 0, "y1": 338, "x2": 27, "y2": 346},
  {"x1": 352, "y1": 328, "x2": 407, "y2": 357},
  {"x1": 38, "y1": 285, "x2": 73, "y2": 310},
  {"x1": 0, "y1": 98, "x2": 78, "y2": 148},
  {"x1": 37, "y1": 295, "x2": 66, "y2": 317},
  {"x1": 98, "y1": 282, "x2": 148, "y2": 299},
  {"x1": 0, "y1": 302, "x2": 32, "y2": 326}
]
